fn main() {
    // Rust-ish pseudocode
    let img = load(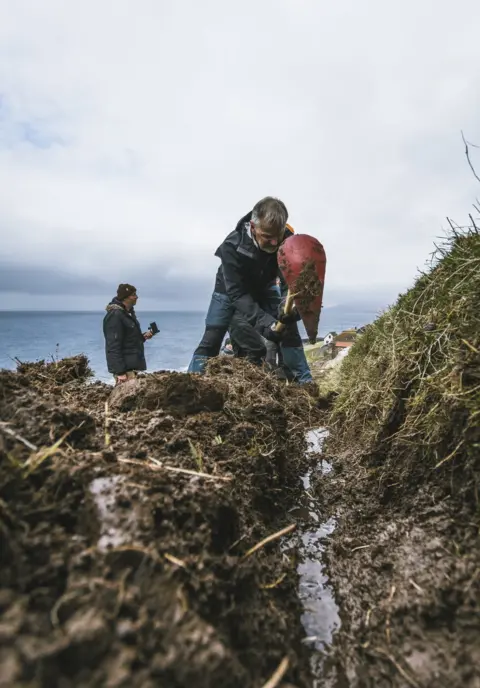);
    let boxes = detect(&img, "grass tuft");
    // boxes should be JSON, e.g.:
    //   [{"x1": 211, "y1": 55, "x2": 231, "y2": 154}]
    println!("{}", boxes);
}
[{"x1": 329, "y1": 225, "x2": 480, "y2": 505}]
